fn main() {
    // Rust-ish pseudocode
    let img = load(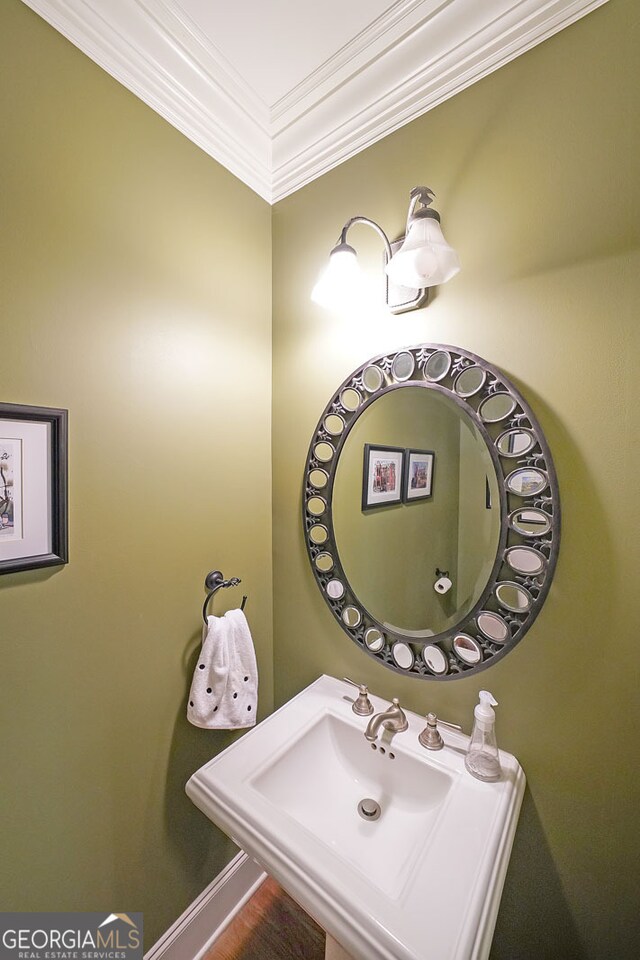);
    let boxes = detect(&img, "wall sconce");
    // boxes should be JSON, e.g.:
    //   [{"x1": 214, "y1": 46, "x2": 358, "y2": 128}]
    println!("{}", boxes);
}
[{"x1": 311, "y1": 186, "x2": 460, "y2": 314}]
